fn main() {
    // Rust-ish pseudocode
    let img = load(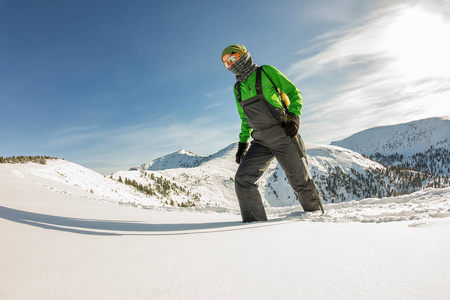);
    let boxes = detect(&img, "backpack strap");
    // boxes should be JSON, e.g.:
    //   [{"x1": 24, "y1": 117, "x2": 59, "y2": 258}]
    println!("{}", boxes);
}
[
  {"x1": 255, "y1": 67, "x2": 263, "y2": 95},
  {"x1": 235, "y1": 67, "x2": 262, "y2": 103},
  {"x1": 260, "y1": 66, "x2": 288, "y2": 112},
  {"x1": 234, "y1": 81, "x2": 242, "y2": 103},
  {"x1": 236, "y1": 66, "x2": 276, "y2": 103}
]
